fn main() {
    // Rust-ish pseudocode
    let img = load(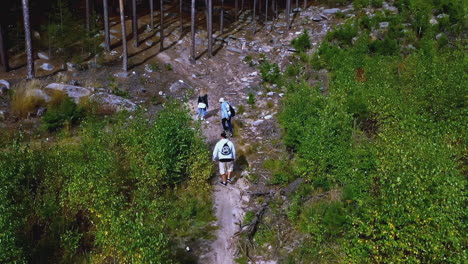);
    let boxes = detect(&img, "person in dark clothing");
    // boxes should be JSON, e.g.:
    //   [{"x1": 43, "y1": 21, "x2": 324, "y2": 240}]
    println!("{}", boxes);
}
[
  {"x1": 219, "y1": 97, "x2": 233, "y2": 136},
  {"x1": 197, "y1": 88, "x2": 208, "y2": 120}
]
